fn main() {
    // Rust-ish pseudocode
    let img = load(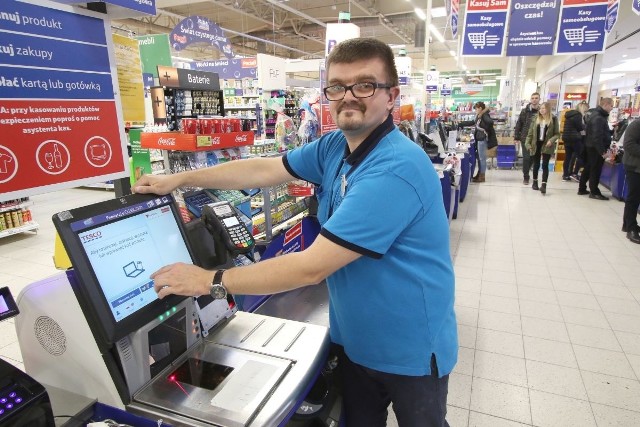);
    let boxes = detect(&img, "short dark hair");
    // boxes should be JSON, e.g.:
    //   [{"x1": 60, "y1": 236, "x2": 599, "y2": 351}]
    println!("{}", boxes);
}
[
  {"x1": 531, "y1": 92, "x2": 540, "y2": 97},
  {"x1": 326, "y1": 38, "x2": 399, "y2": 87},
  {"x1": 474, "y1": 101, "x2": 486, "y2": 110}
]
